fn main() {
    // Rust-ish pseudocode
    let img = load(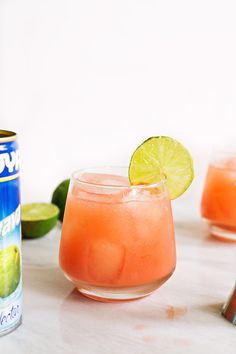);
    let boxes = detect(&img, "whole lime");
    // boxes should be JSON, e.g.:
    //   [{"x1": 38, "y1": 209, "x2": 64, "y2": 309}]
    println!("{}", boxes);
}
[{"x1": 51, "y1": 179, "x2": 70, "y2": 221}]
